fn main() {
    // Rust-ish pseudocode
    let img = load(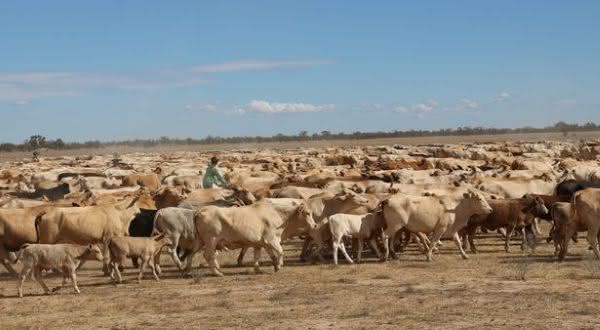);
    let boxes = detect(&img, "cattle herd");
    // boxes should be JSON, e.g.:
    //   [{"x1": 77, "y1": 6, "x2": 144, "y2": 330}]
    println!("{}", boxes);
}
[{"x1": 1, "y1": 139, "x2": 600, "y2": 298}]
